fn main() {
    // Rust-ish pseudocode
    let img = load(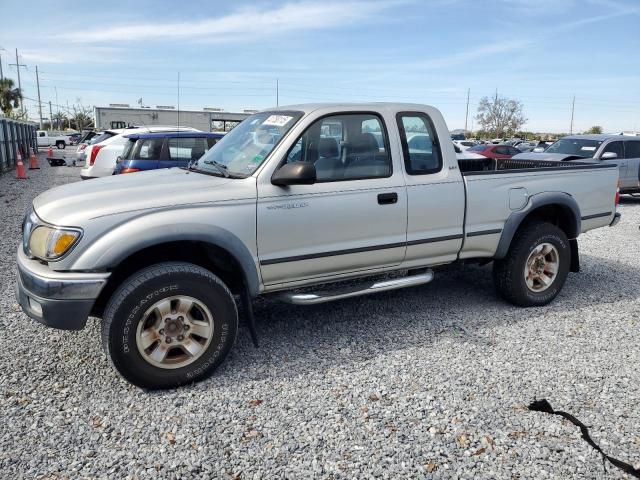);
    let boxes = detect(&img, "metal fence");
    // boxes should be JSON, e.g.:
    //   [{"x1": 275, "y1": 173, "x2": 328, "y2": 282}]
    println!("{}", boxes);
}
[{"x1": 0, "y1": 118, "x2": 38, "y2": 173}]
